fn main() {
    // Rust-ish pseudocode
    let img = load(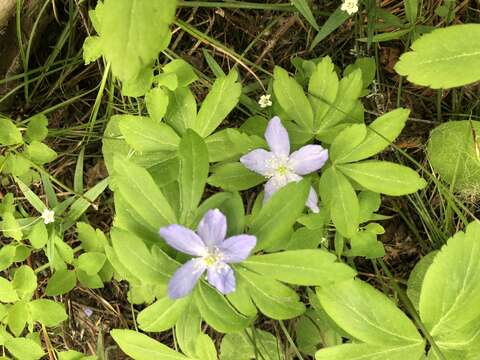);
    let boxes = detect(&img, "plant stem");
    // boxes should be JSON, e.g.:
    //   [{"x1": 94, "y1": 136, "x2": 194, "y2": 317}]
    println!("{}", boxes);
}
[{"x1": 279, "y1": 320, "x2": 304, "y2": 360}]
